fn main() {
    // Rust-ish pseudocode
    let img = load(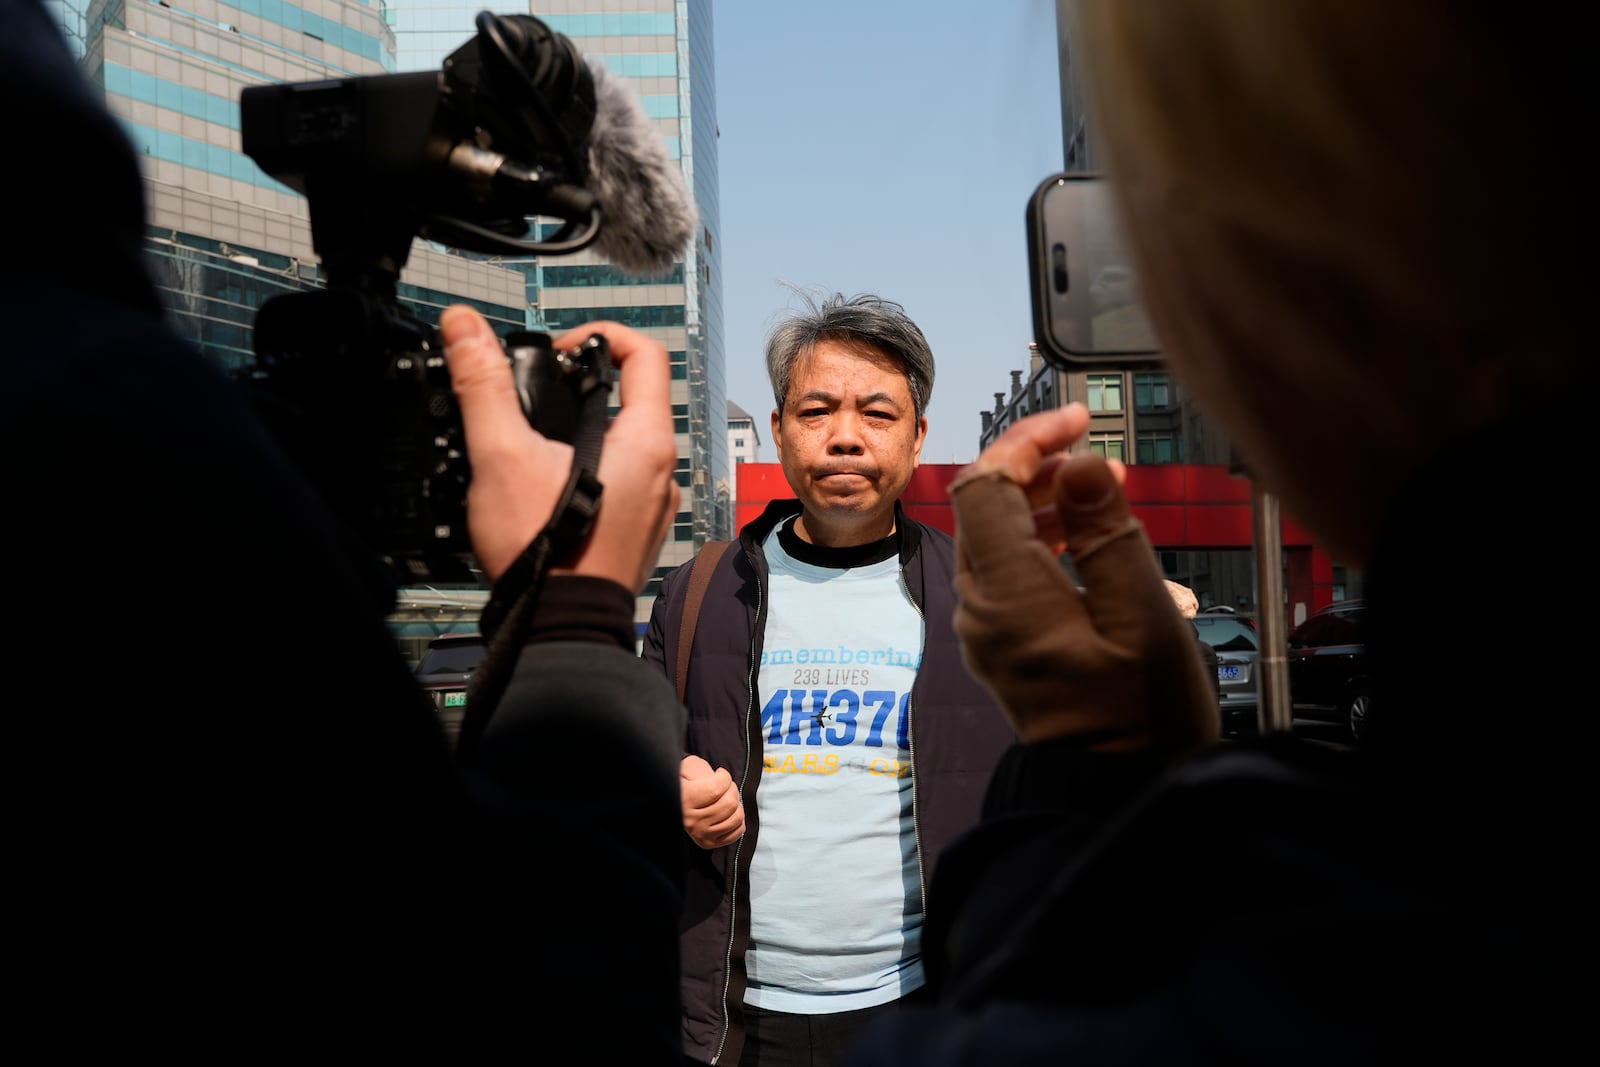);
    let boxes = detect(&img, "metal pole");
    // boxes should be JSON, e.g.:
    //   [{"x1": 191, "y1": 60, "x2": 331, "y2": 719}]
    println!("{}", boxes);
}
[{"x1": 1252, "y1": 481, "x2": 1292, "y2": 733}]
